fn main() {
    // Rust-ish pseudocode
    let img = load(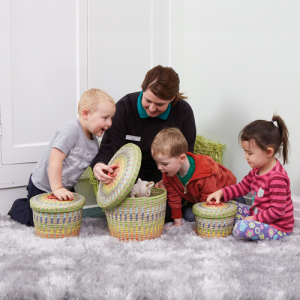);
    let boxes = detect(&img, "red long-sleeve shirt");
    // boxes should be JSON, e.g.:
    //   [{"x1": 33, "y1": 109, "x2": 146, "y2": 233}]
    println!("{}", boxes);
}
[
  {"x1": 221, "y1": 160, "x2": 294, "y2": 233},
  {"x1": 163, "y1": 152, "x2": 237, "y2": 219}
]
